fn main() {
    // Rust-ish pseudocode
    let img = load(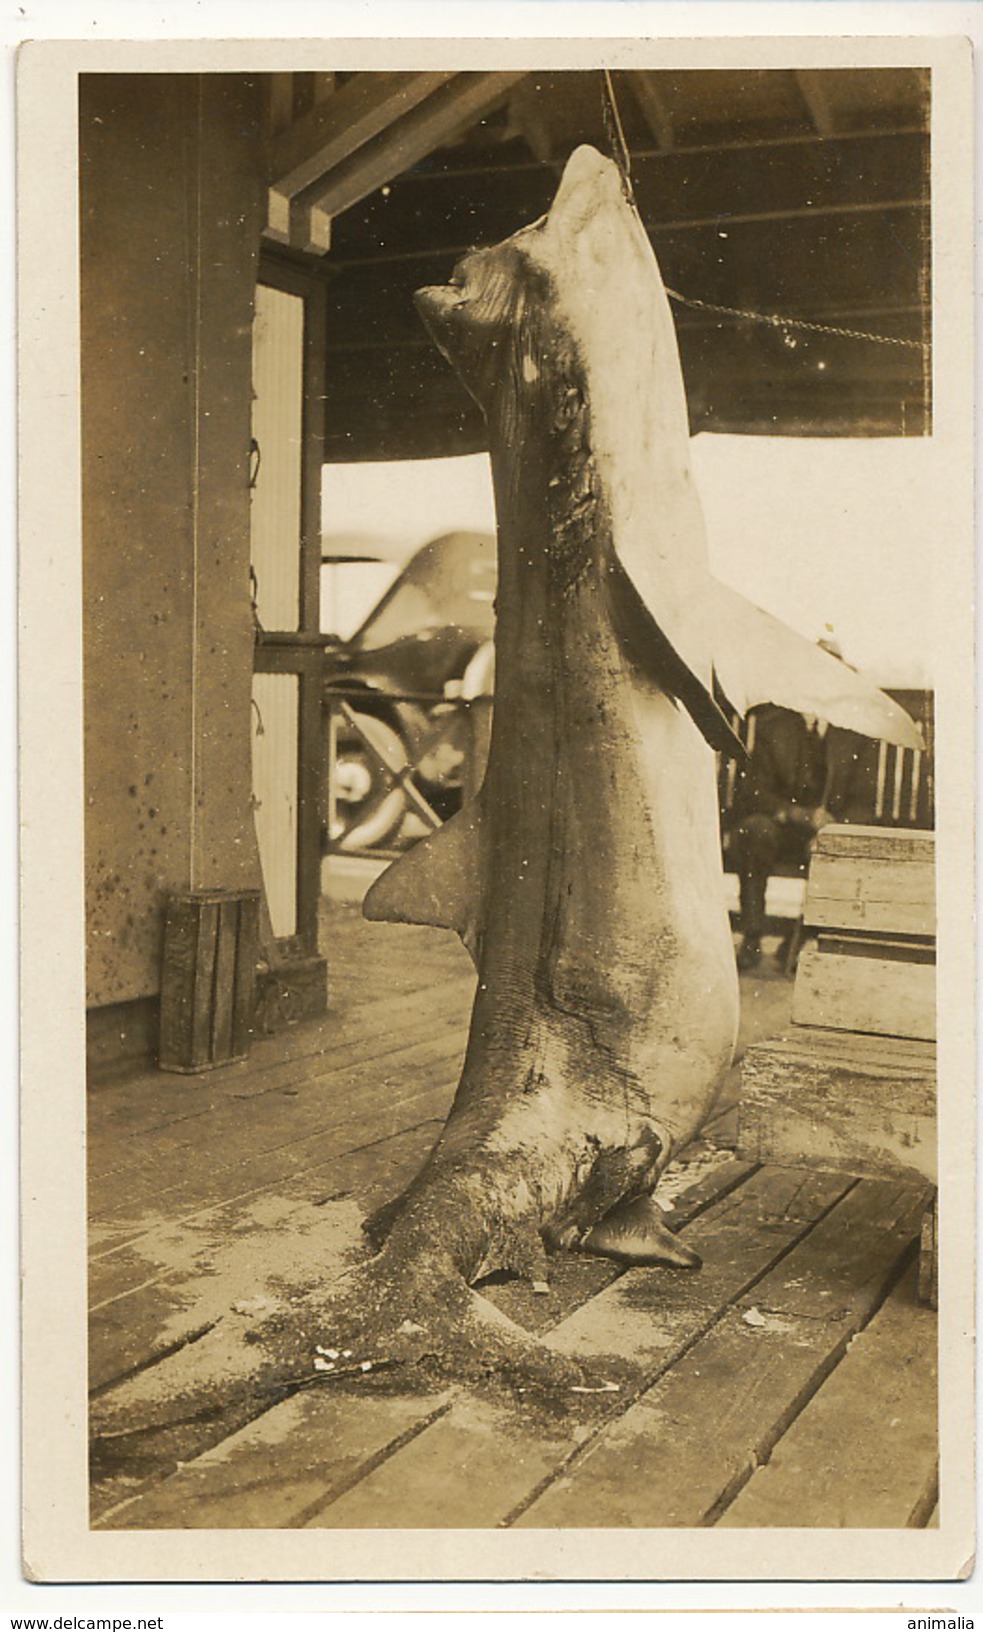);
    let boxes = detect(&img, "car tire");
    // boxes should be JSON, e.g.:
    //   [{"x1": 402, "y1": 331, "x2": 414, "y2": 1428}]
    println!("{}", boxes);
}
[{"x1": 325, "y1": 707, "x2": 409, "y2": 853}]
